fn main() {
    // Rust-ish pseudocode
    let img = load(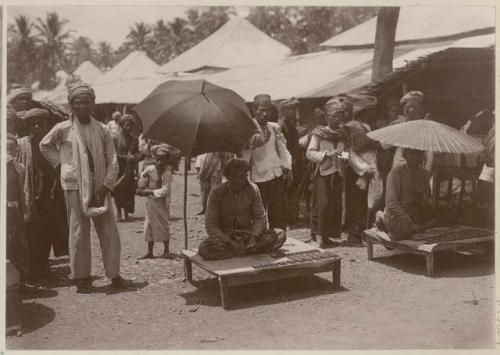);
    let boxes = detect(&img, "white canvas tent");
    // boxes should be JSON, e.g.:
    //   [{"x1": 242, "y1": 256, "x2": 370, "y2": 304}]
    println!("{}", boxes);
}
[
  {"x1": 320, "y1": 6, "x2": 494, "y2": 49},
  {"x1": 94, "y1": 50, "x2": 160, "y2": 85},
  {"x1": 157, "y1": 17, "x2": 291, "y2": 74},
  {"x1": 73, "y1": 61, "x2": 103, "y2": 84}
]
